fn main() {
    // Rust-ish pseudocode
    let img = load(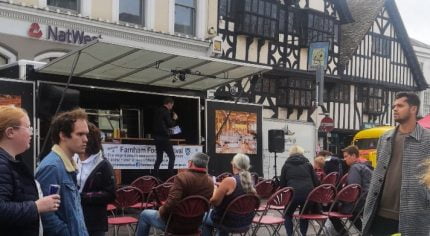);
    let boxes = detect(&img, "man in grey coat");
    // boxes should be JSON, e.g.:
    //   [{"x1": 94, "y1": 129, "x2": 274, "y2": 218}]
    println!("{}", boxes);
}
[{"x1": 362, "y1": 92, "x2": 430, "y2": 236}]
